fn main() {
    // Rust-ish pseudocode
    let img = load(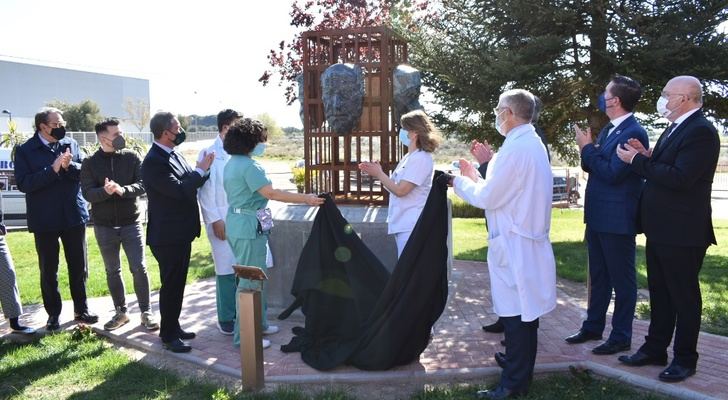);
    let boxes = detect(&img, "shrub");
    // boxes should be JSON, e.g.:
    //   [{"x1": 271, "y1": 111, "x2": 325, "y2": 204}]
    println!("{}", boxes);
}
[{"x1": 449, "y1": 194, "x2": 483, "y2": 218}]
